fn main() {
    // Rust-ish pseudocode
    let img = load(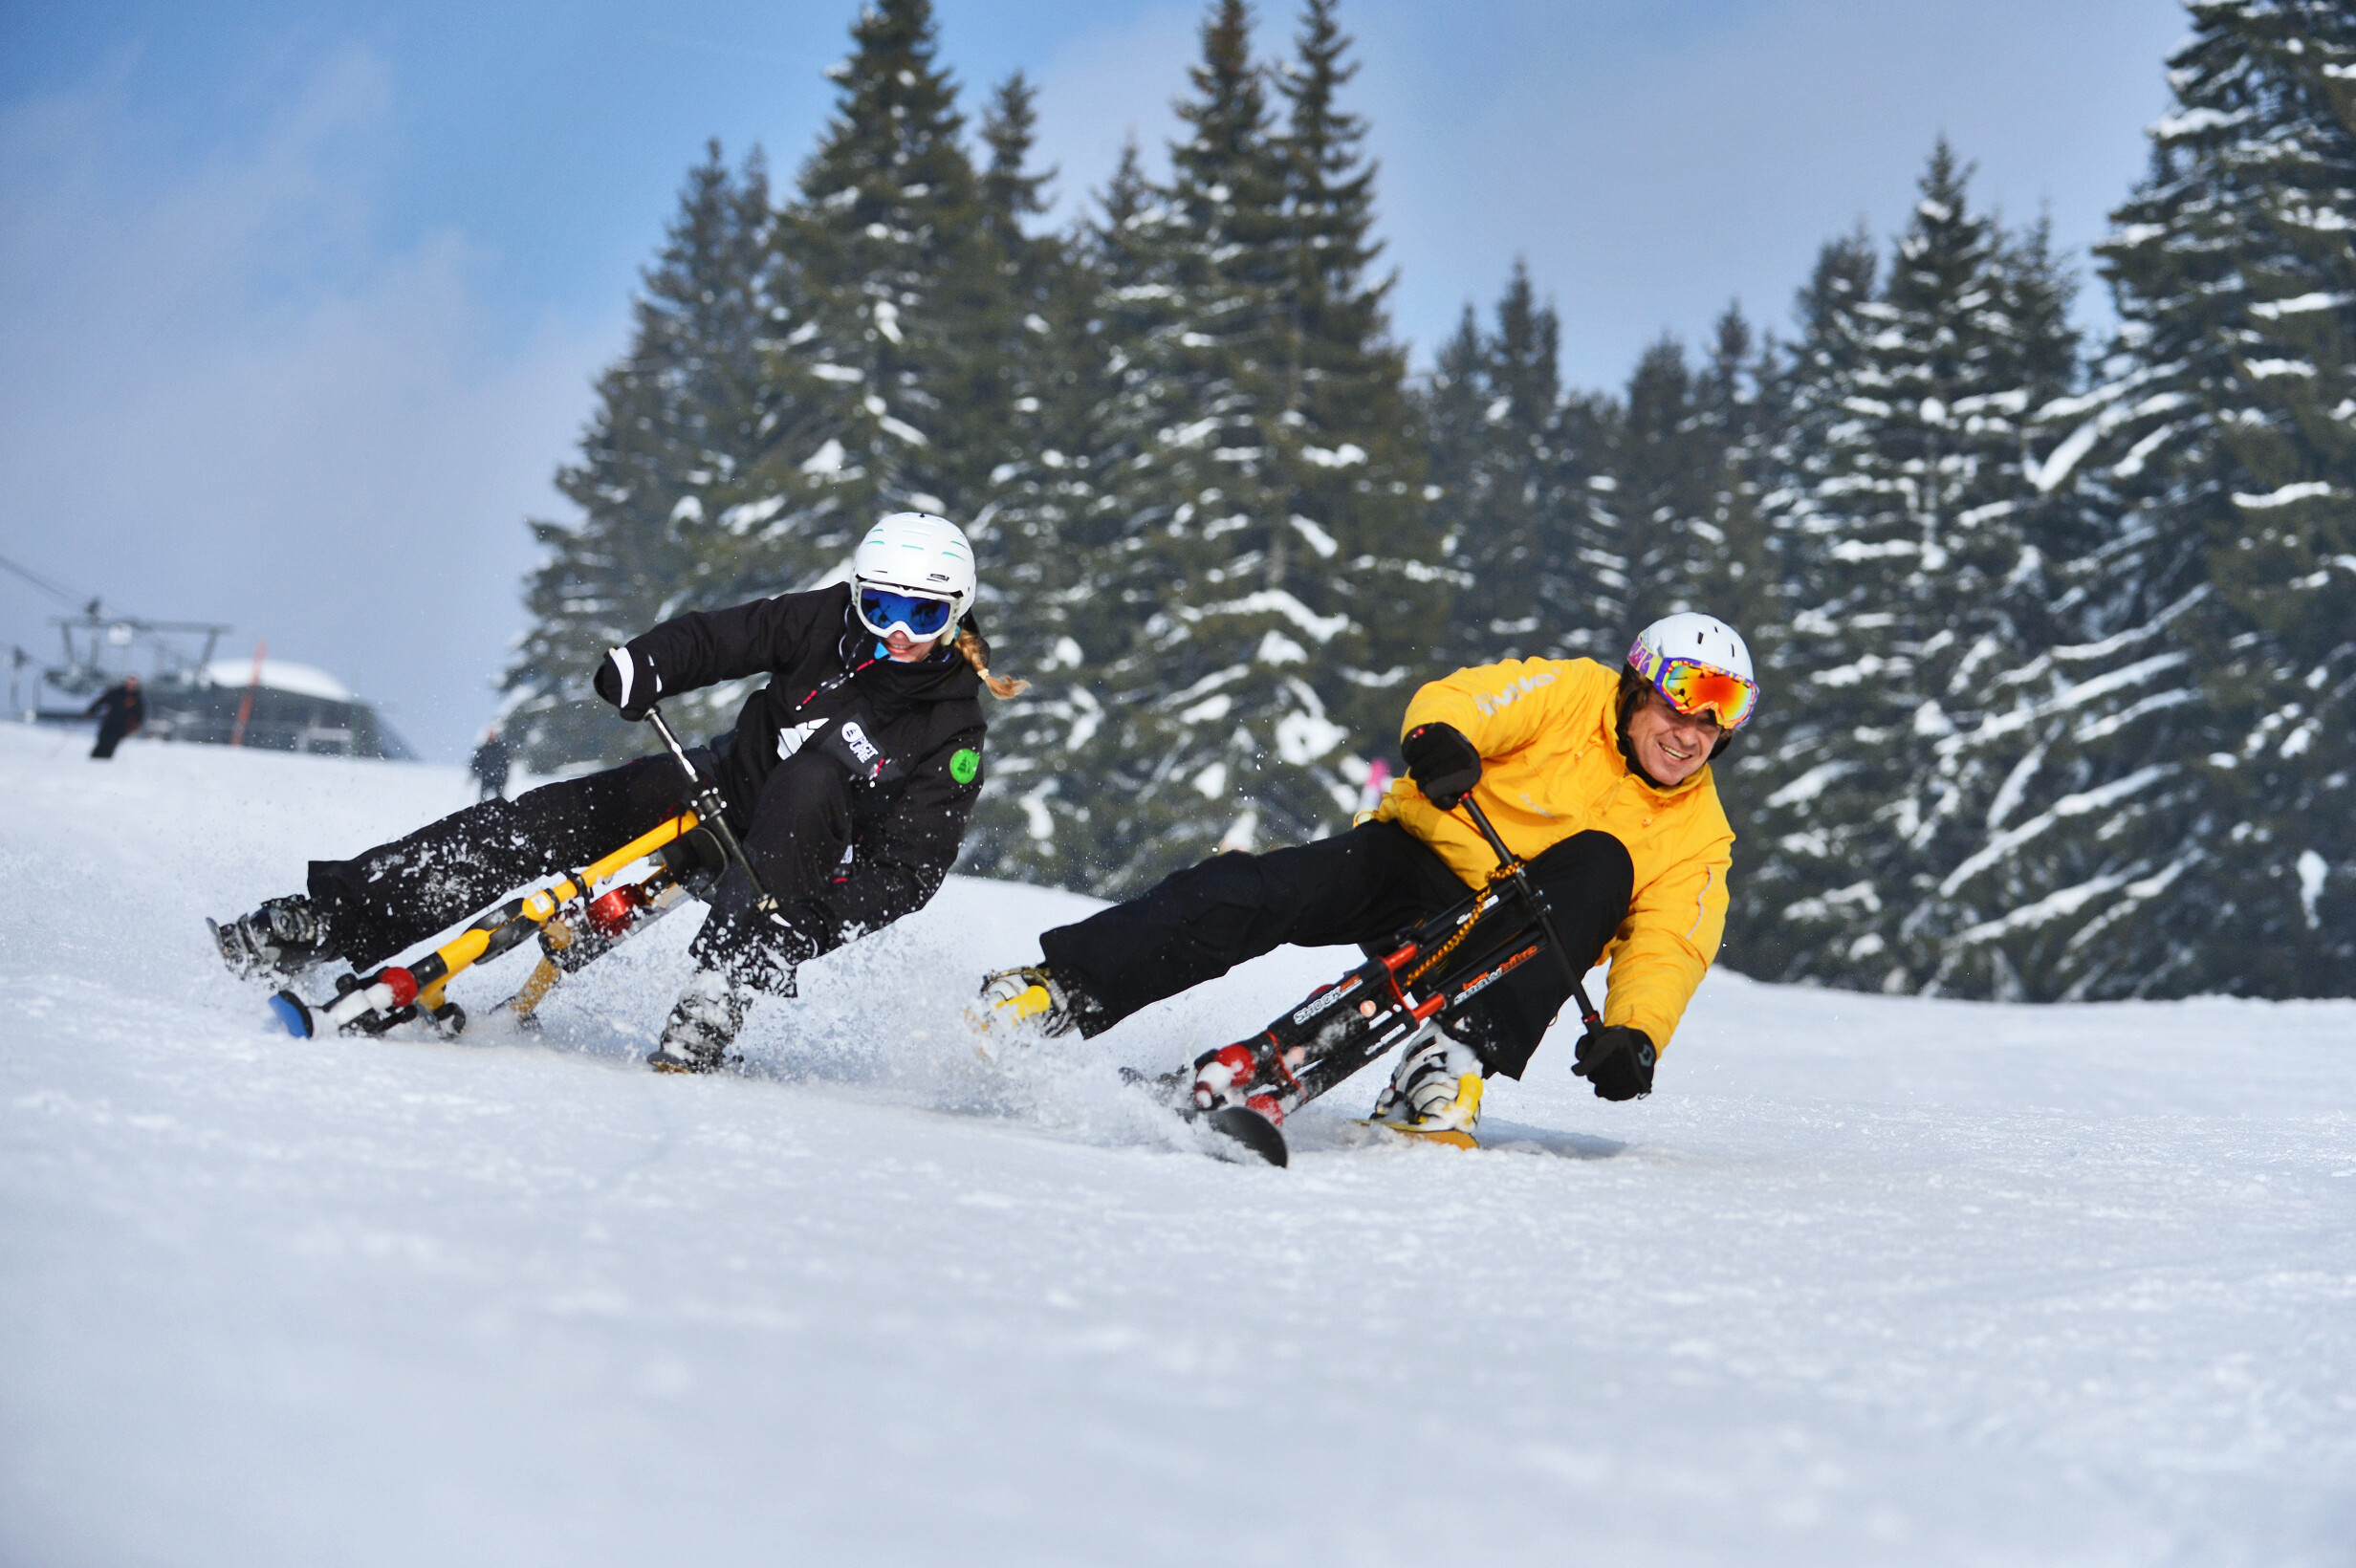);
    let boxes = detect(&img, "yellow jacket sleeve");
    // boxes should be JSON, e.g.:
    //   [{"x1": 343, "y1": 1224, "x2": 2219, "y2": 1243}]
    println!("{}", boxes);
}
[
  {"x1": 1399, "y1": 659, "x2": 1589, "y2": 758},
  {"x1": 1602, "y1": 828, "x2": 1731, "y2": 1052}
]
